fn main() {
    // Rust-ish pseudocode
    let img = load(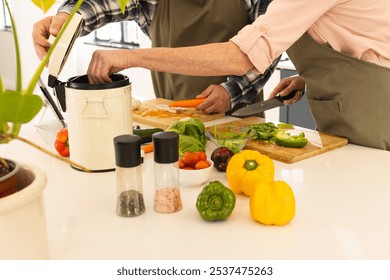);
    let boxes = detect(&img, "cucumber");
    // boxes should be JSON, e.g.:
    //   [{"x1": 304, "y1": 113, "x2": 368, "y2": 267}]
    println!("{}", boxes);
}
[{"x1": 133, "y1": 128, "x2": 164, "y2": 144}]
